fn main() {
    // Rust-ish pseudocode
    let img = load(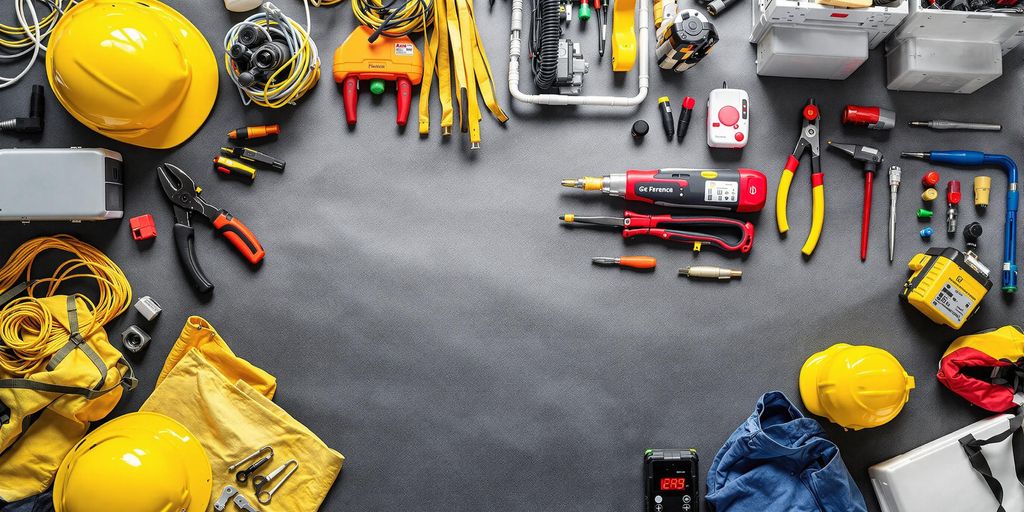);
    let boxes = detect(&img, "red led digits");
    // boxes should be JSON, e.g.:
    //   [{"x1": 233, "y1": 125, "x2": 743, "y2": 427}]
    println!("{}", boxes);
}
[{"x1": 660, "y1": 477, "x2": 687, "y2": 491}]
